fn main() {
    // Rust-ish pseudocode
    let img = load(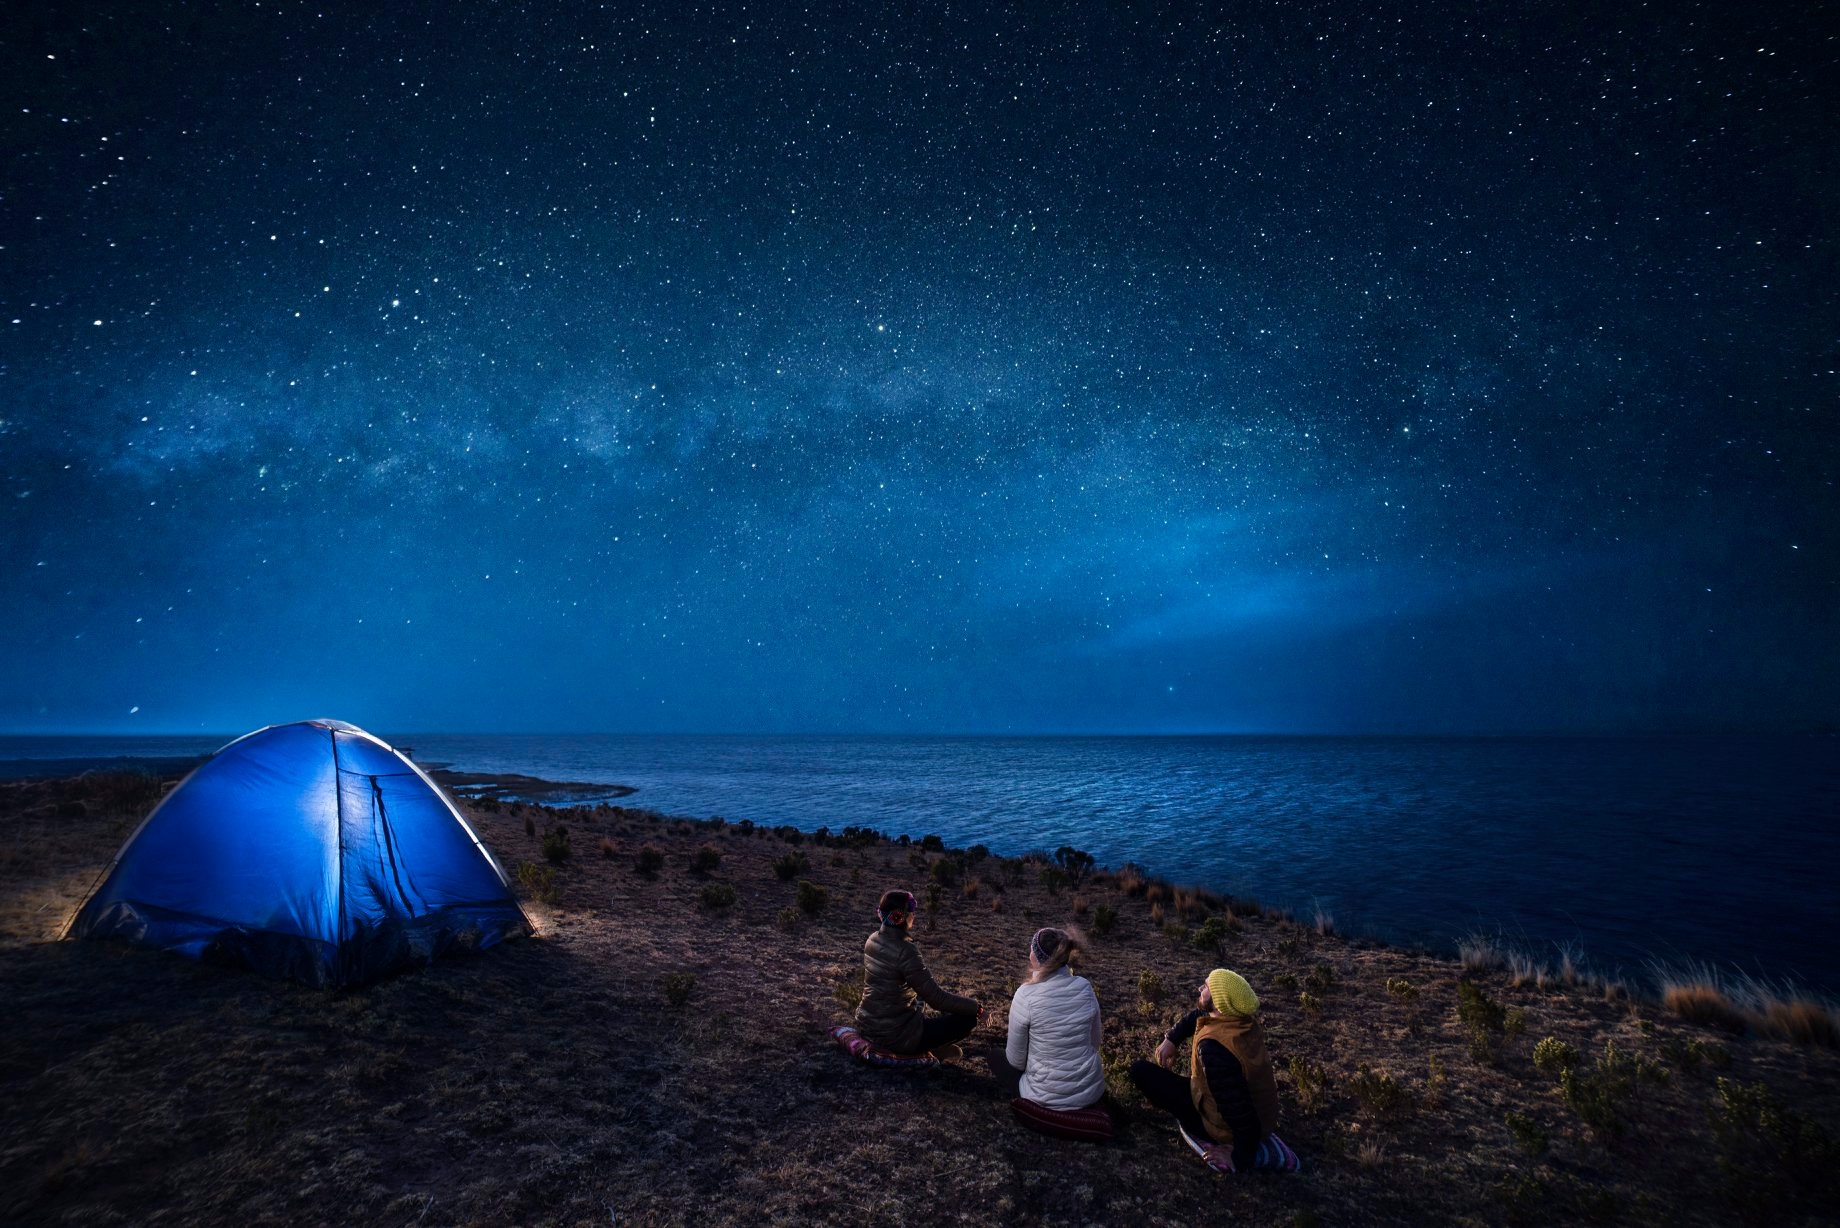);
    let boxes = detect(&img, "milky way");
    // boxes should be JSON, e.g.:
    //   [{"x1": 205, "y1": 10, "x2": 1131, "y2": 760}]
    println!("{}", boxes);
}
[{"x1": 2, "y1": 2, "x2": 1833, "y2": 733}]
